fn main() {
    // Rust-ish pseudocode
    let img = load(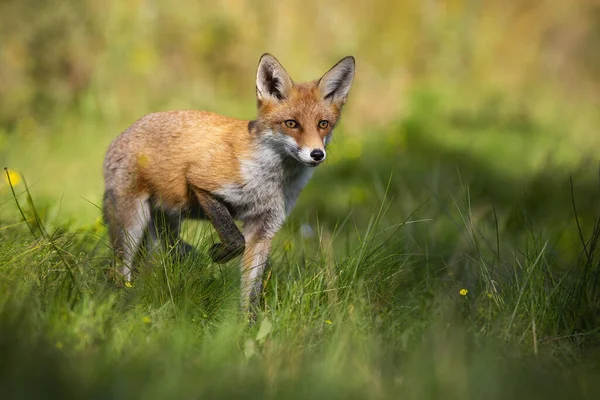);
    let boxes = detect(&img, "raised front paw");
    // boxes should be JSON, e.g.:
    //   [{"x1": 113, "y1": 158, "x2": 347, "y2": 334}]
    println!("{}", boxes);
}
[{"x1": 209, "y1": 242, "x2": 245, "y2": 263}]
